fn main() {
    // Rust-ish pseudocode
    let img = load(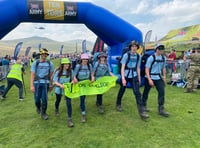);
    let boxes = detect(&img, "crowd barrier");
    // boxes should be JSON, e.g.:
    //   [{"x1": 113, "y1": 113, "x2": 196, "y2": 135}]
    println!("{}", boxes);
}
[
  {"x1": 167, "y1": 59, "x2": 190, "y2": 88},
  {"x1": 0, "y1": 65, "x2": 9, "y2": 81}
]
